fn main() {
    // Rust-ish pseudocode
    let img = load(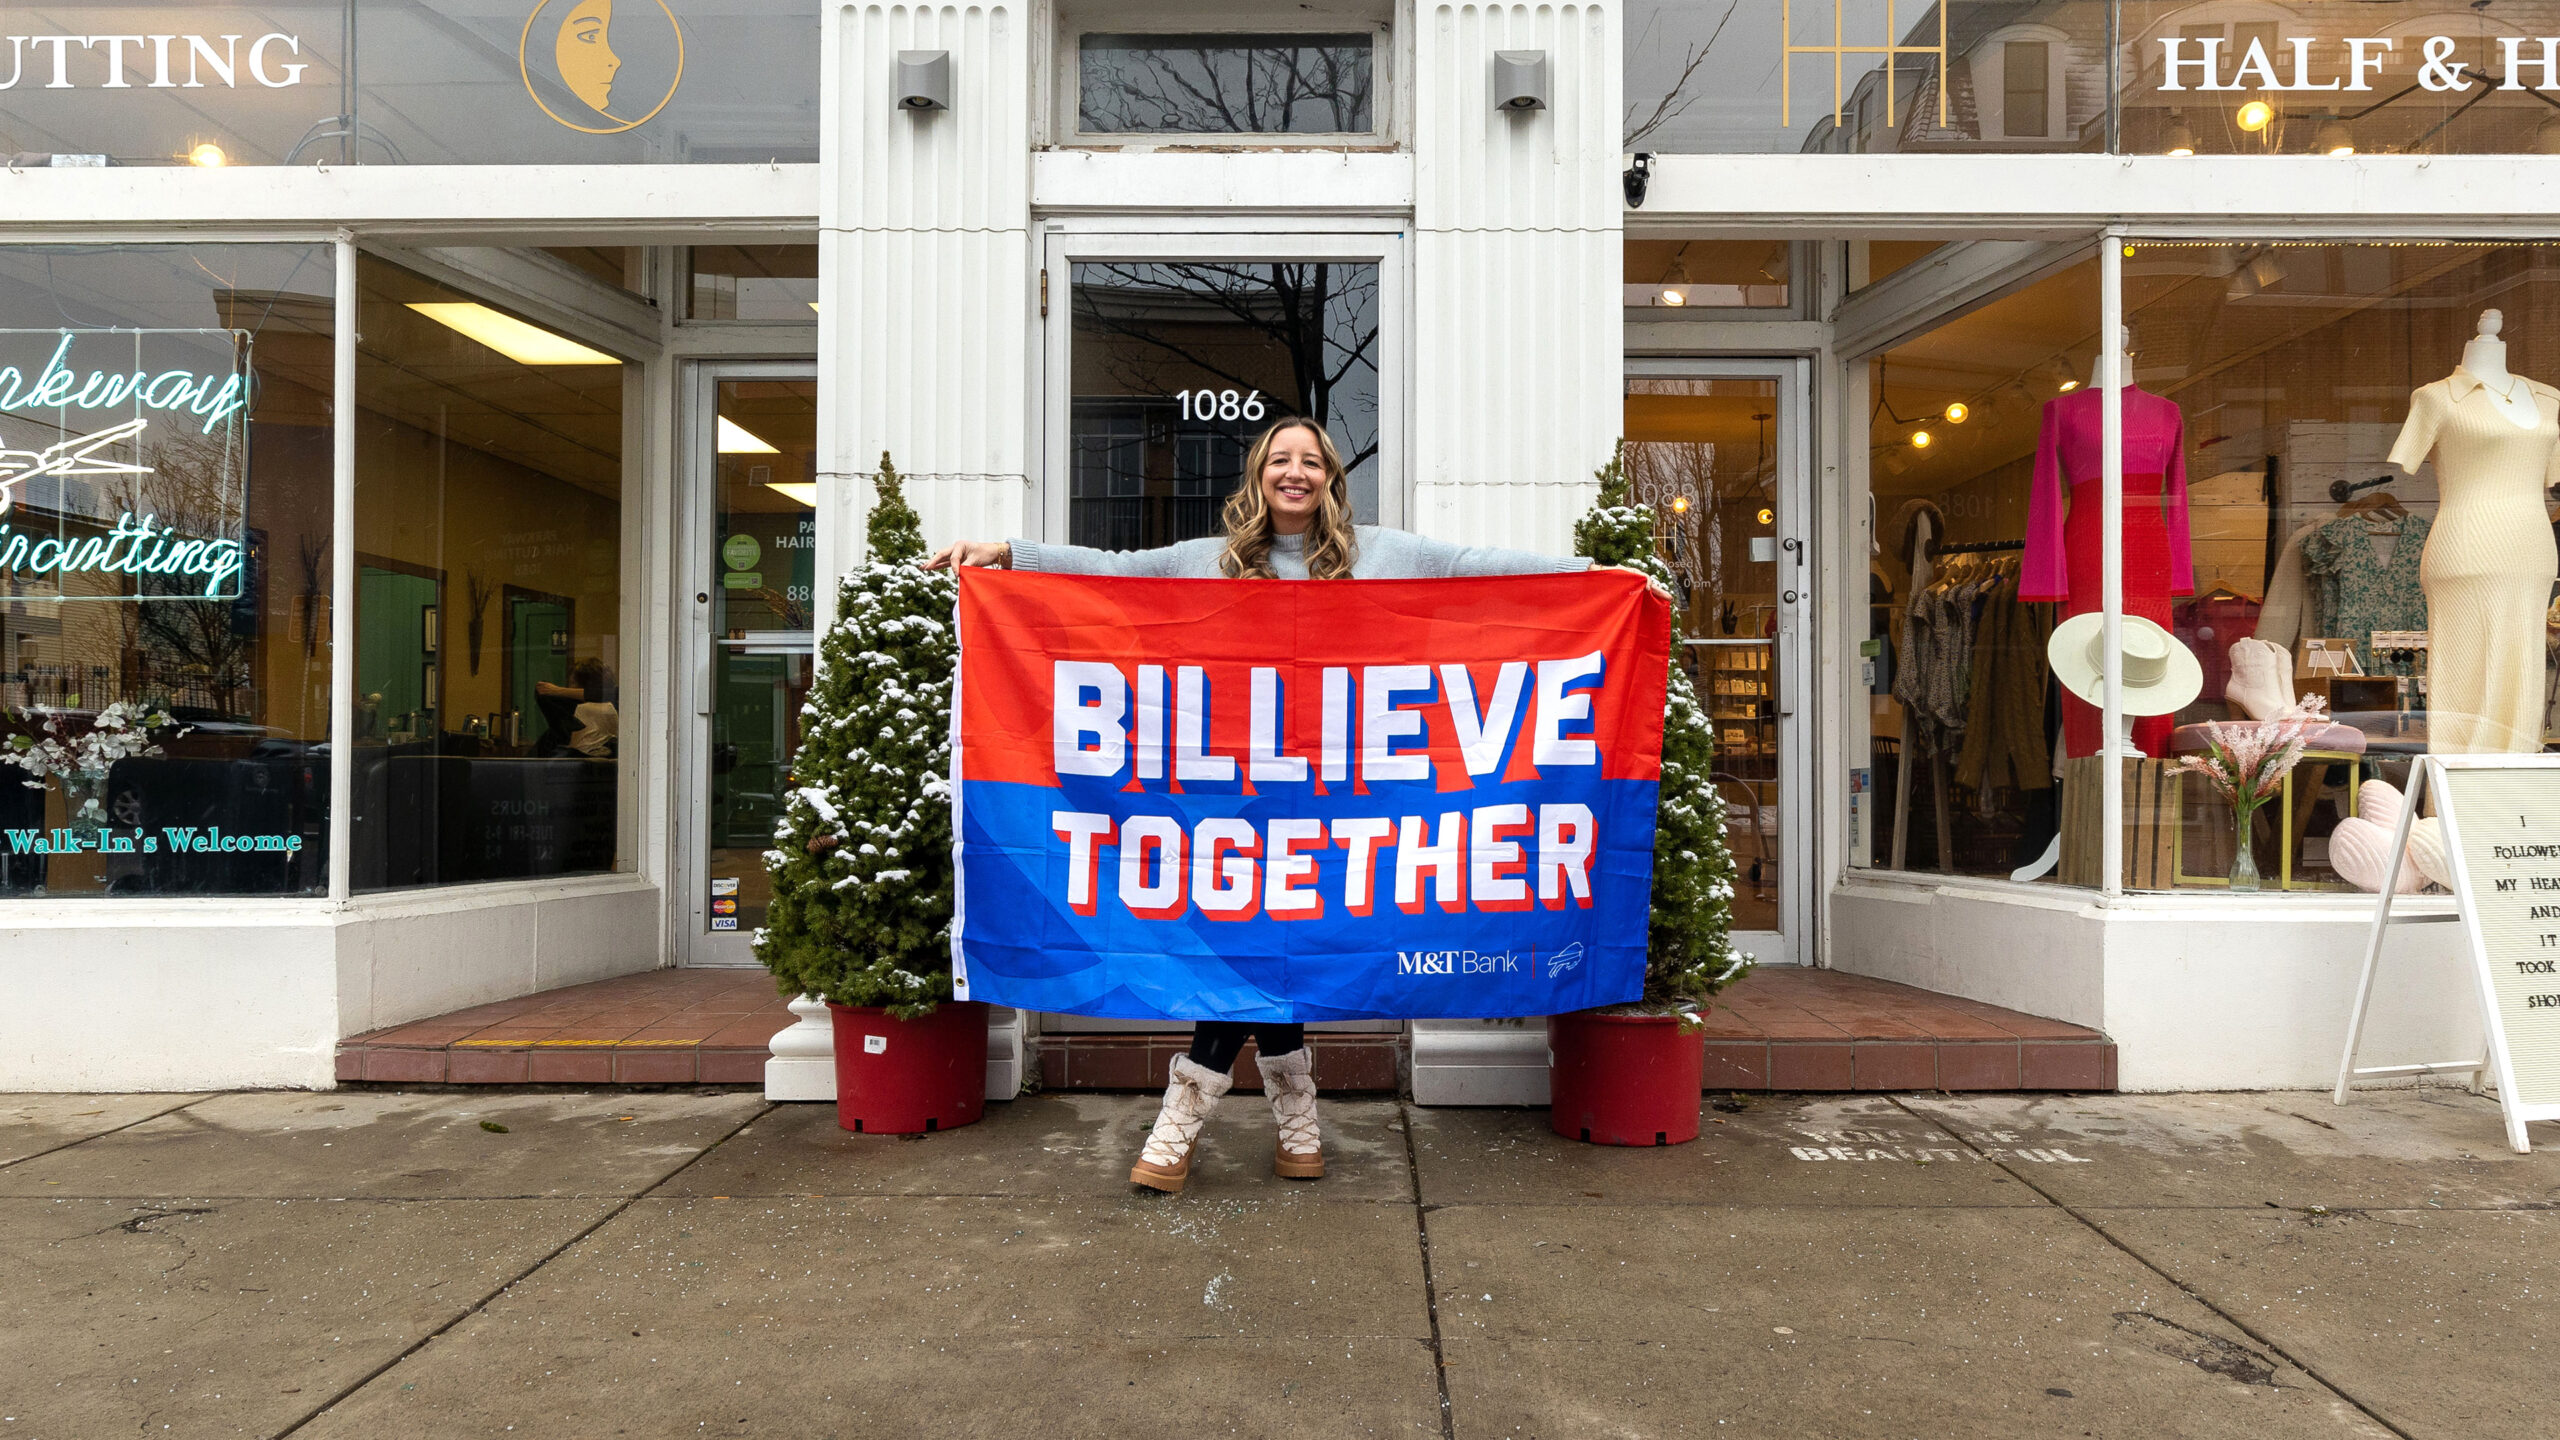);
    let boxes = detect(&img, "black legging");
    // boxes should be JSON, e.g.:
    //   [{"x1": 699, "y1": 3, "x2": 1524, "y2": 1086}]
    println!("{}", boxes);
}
[{"x1": 1187, "y1": 1022, "x2": 1304, "y2": 1074}]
